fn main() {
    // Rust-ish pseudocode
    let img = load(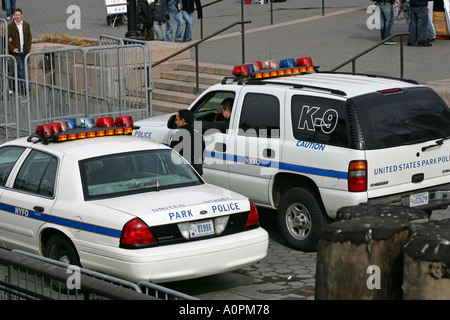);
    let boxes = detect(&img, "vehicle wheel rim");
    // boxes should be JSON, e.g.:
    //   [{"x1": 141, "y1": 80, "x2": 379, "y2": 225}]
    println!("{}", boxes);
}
[
  {"x1": 49, "y1": 246, "x2": 71, "y2": 265},
  {"x1": 285, "y1": 202, "x2": 312, "y2": 240}
]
